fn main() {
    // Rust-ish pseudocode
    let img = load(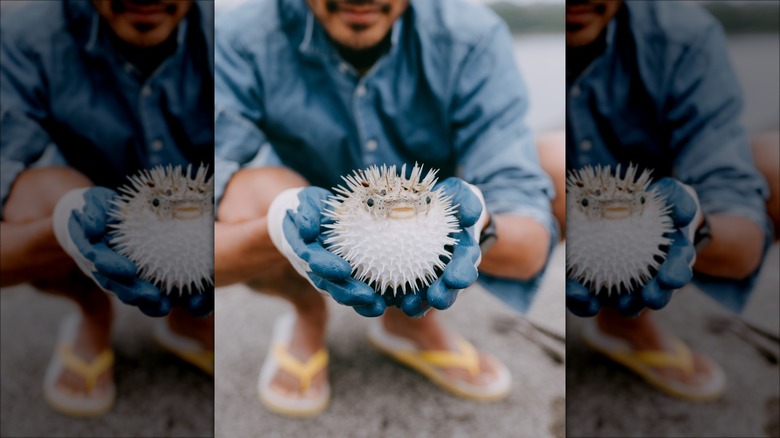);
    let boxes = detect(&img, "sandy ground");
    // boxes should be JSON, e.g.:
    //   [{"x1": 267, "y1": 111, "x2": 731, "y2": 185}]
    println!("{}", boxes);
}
[
  {"x1": 566, "y1": 244, "x2": 780, "y2": 438},
  {"x1": 0, "y1": 289, "x2": 214, "y2": 438},
  {"x1": 214, "y1": 243, "x2": 567, "y2": 438}
]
